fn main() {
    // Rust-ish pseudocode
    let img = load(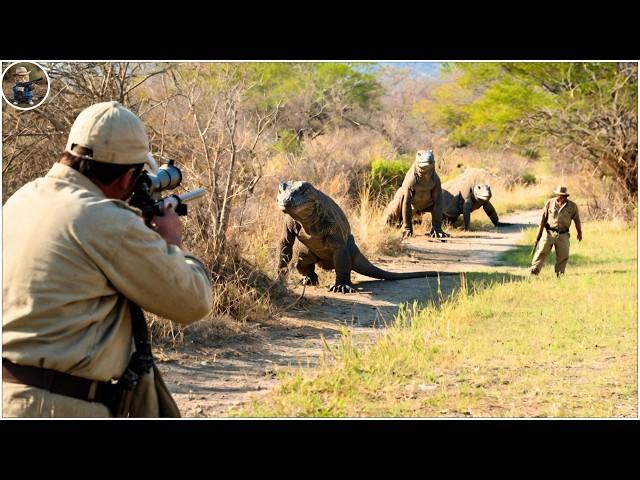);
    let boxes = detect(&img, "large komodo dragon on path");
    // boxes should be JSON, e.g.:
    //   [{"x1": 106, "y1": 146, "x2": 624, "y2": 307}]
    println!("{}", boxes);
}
[
  {"x1": 383, "y1": 149, "x2": 449, "y2": 240},
  {"x1": 276, "y1": 180, "x2": 454, "y2": 294},
  {"x1": 441, "y1": 168, "x2": 511, "y2": 231}
]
